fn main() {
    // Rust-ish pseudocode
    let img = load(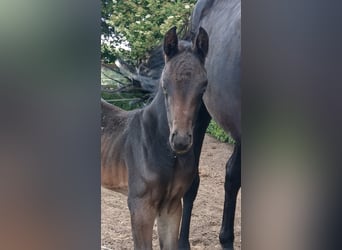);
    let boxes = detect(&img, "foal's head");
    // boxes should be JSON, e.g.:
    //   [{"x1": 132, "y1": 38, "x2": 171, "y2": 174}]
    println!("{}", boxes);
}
[{"x1": 161, "y1": 26, "x2": 209, "y2": 154}]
